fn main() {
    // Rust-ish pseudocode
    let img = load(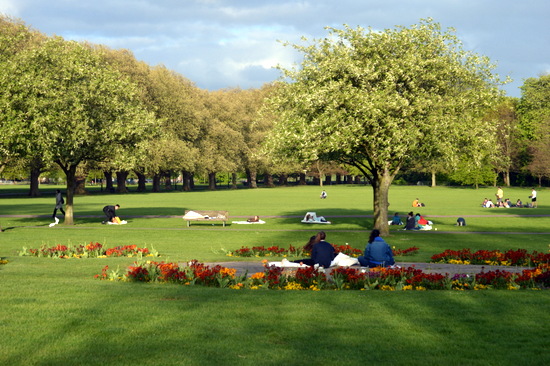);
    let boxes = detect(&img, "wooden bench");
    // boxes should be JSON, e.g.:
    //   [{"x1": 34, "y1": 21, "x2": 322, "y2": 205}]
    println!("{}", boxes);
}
[{"x1": 183, "y1": 210, "x2": 229, "y2": 227}]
